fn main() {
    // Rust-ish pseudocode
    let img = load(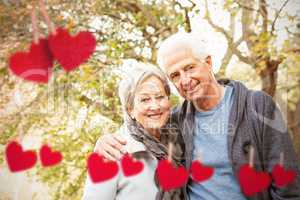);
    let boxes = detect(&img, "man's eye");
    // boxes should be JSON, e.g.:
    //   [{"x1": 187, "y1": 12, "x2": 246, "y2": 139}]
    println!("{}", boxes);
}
[
  {"x1": 186, "y1": 65, "x2": 195, "y2": 70},
  {"x1": 171, "y1": 73, "x2": 179, "y2": 80},
  {"x1": 156, "y1": 95, "x2": 165, "y2": 99}
]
